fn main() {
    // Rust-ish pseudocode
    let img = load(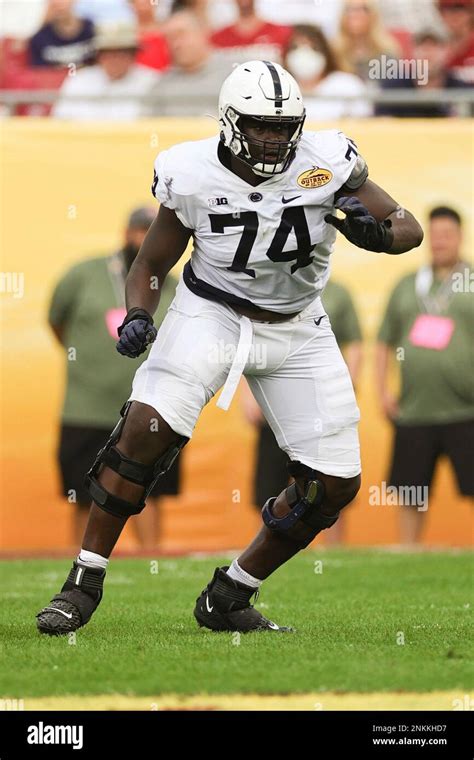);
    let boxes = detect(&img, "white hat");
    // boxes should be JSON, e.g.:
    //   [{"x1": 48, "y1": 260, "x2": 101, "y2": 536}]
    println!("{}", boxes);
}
[{"x1": 95, "y1": 24, "x2": 139, "y2": 52}]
